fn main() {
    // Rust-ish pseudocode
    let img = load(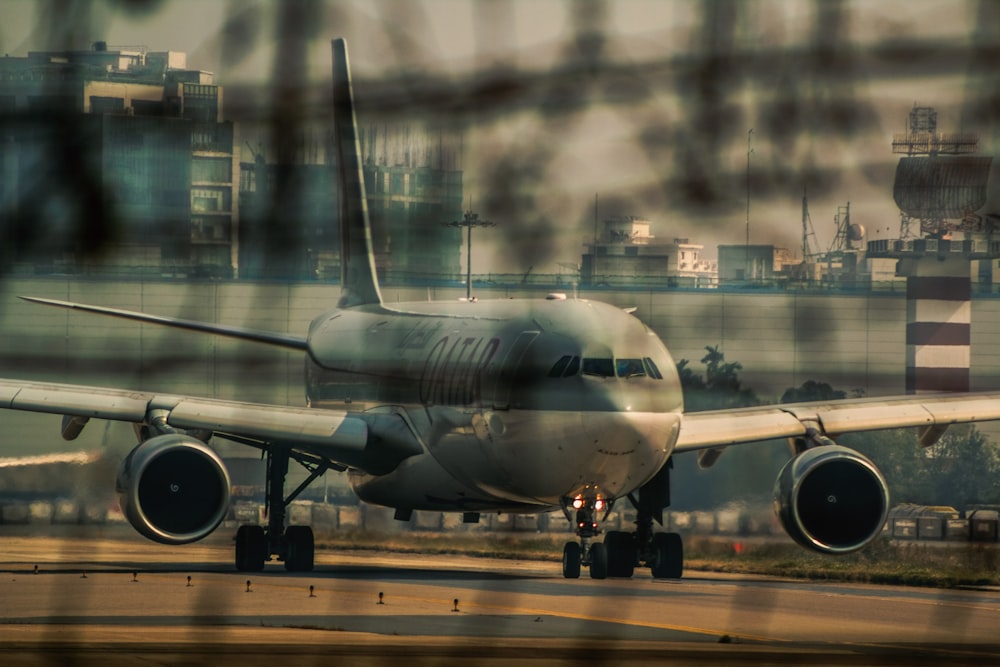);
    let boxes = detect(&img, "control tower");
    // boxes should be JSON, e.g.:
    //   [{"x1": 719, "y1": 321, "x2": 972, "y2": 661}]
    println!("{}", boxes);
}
[{"x1": 867, "y1": 106, "x2": 999, "y2": 394}]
